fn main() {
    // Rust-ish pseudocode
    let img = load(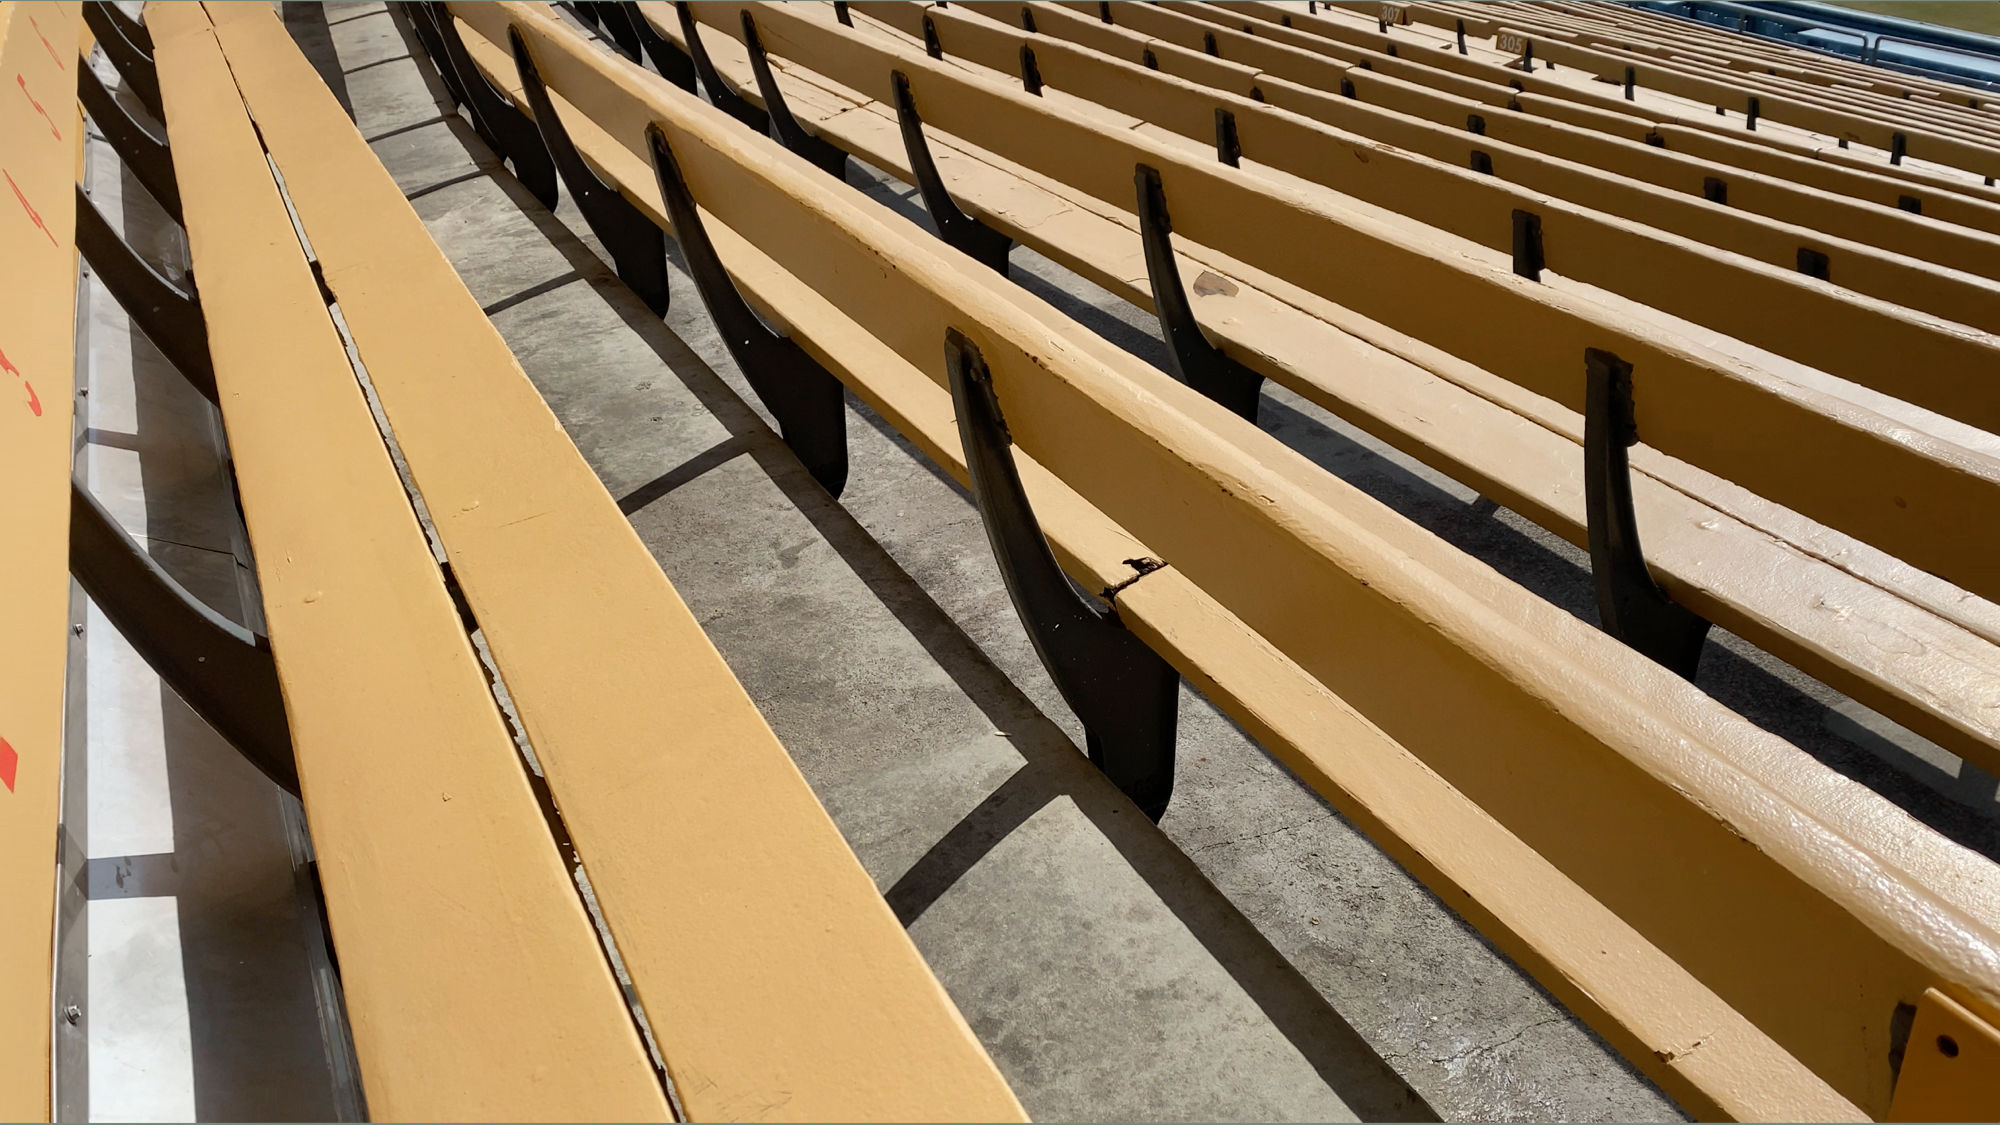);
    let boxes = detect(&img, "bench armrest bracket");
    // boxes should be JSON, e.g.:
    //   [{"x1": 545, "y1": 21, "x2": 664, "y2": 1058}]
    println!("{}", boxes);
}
[
  {"x1": 891, "y1": 71, "x2": 1014, "y2": 275},
  {"x1": 947, "y1": 331, "x2": 1178, "y2": 820},
  {"x1": 509, "y1": 24, "x2": 673, "y2": 316},
  {"x1": 646, "y1": 122, "x2": 850, "y2": 496},
  {"x1": 741, "y1": 12, "x2": 850, "y2": 179},
  {"x1": 676, "y1": 1, "x2": 770, "y2": 133},
  {"x1": 75, "y1": 185, "x2": 218, "y2": 402},
  {"x1": 1584, "y1": 348, "x2": 1712, "y2": 681},
  {"x1": 1134, "y1": 166, "x2": 1265, "y2": 422},
  {"x1": 70, "y1": 481, "x2": 300, "y2": 796},
  {"x1": 78, "y1": 56, "x2": 182, "y2": 227},
  {"x1": 421, "y1": 3, "x2": 561, "y2": 209}
]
